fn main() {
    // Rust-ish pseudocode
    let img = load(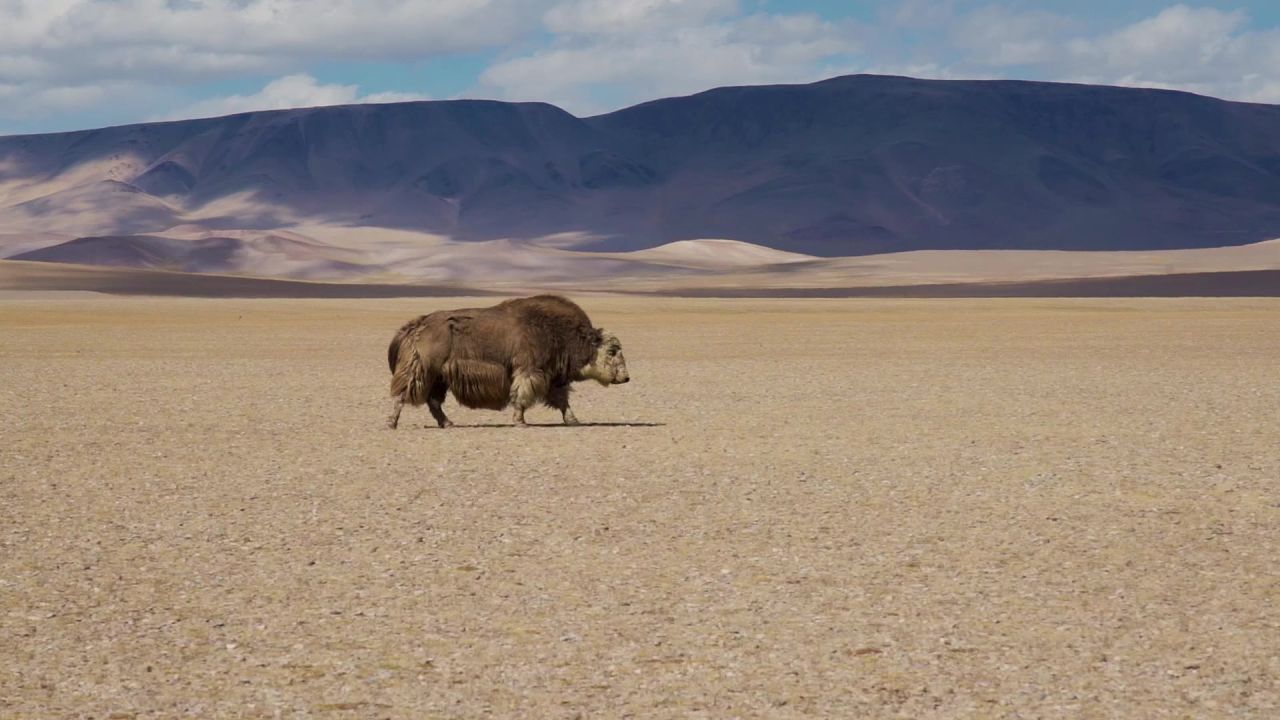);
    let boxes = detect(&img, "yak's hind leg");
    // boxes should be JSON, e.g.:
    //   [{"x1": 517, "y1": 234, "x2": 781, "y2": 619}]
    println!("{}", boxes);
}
[
  {"x1": 386, "y1": 395, "x2": 405, "y2": 429},
  {"x1": 388, "y1": 349, "x2": 441, "y2": 430},
  {"x1": 387, "y1": 313, "x2": 455, "y2": 429},
  {"x1": 427, "y1": 381, "x2": 452, "y2": 428},
  {"x1": 389, "y1": 377, "x2": 450, "y2": 429},
  {"x1": 510, "y1": 370, "x2": 547, "y2": 426},
  {"x1": 545, "y1": 383, "x2": 579, "y2": 426}
]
